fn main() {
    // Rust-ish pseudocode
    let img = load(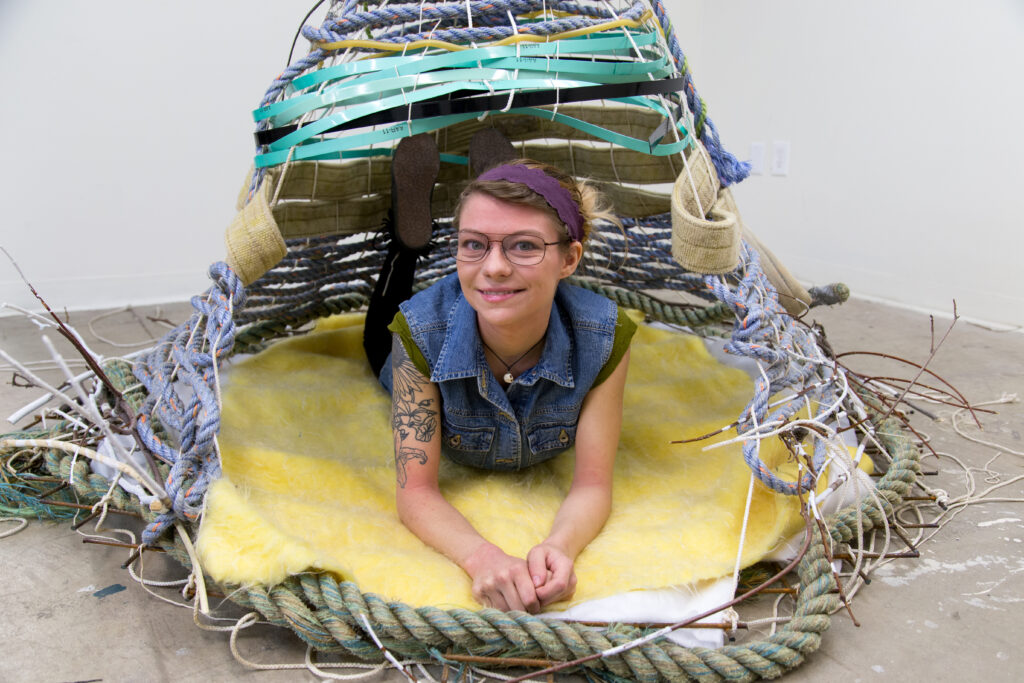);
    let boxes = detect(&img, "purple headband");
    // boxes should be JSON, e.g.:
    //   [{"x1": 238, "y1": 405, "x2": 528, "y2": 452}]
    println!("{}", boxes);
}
[{"x1": 477, "y1": 164, "x2": 584, "y2": 242}]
